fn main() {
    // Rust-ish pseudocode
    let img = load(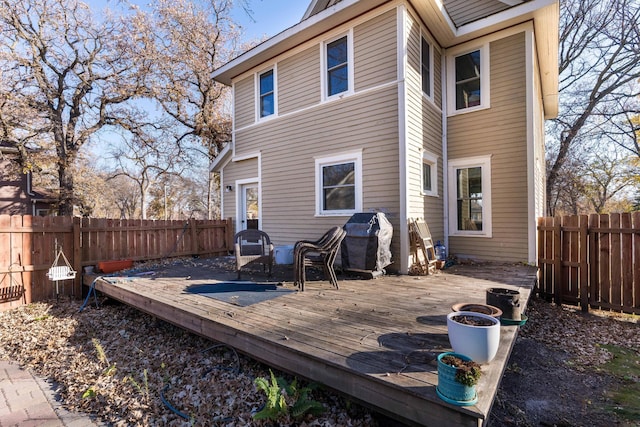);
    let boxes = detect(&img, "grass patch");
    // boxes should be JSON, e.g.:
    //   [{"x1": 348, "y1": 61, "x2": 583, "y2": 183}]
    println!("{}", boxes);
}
[{"x1": 599, "y1": 344, "x2": 640, "y2": 423}]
